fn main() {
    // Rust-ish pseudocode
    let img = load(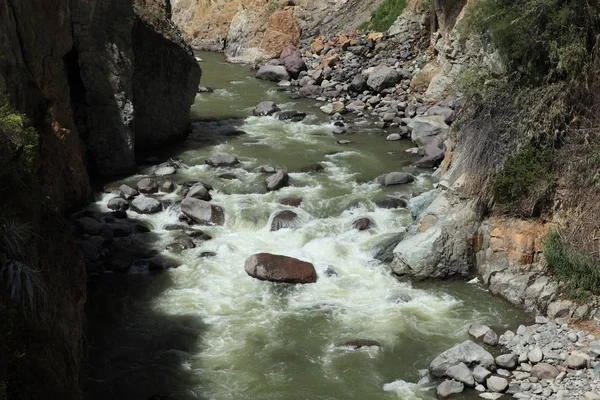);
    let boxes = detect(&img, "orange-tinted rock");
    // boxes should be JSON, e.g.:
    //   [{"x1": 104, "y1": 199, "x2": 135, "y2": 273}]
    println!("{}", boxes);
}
[{"x1": 311, "y1": 36, "x2": 325, "y2": 54}]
